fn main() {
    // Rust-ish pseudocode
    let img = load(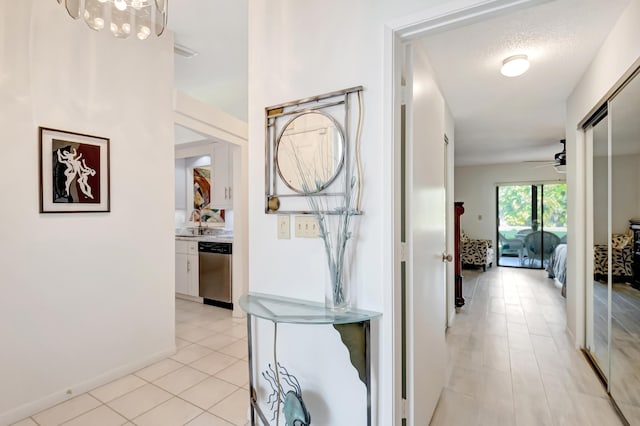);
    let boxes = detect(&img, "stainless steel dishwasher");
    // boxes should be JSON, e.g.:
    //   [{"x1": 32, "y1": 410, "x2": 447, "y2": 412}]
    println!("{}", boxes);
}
[{"x1": 198, "y1": 241, "x2": 232, "y2": 309}]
